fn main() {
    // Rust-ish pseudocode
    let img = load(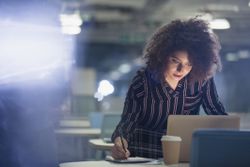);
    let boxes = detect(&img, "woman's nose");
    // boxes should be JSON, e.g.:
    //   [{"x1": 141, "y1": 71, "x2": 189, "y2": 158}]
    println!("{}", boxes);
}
[{"x1": 176, "y1": 64, "x2": 183, "y2": 72}]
